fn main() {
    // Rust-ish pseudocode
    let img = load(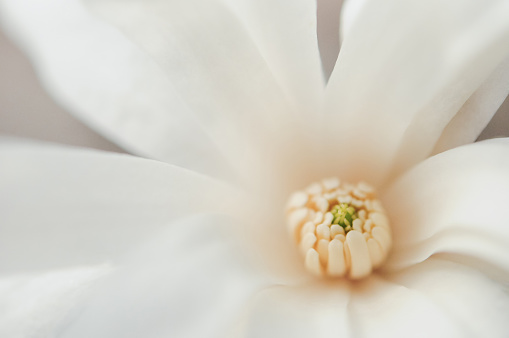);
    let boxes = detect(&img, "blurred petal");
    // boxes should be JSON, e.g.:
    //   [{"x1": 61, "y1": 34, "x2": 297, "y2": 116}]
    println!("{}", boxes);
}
[
  {"x1": 0, "y1": 139, "x2": 239, "y2": 273},
  {"x1": 86, "y1": 0, "x2": 304, "y2": 183},
  {"x1": 325, "y1": 0, "x2": 509, "y2": 186},
  {"x1": 433, "y1": 57, "x2": 509, "y2": 153},
  {"x1": 61, "y1": 214, "x2": 270, "y2": 338},
  {"x1": 348, "y1": 275, "x2": 465, "y2": 338},
  {"x1": 240, "y1": 283, "x2": 351, "y2": 338},
  {"x1": 383, "y1": 138, "x2": 509, "y2": 279},
  {"x1": 0, "y1": 265, "x2": 109, "y2": 338},
  {"x1": 222, "y1": 0, "x2": 325, "y2": 111},
  {"x1": 385, "y1": 257, "x2": 509, "y2": 338},
  {"x1": 0, "y1": 0, "x2": 232, "y2": 179},
  {"x1": 339, "y1": 0, "x2": 368, "y2": 41}
]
